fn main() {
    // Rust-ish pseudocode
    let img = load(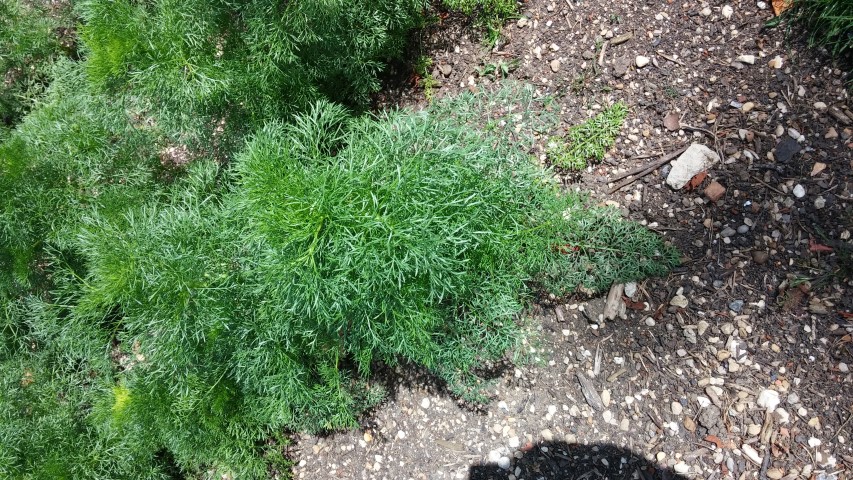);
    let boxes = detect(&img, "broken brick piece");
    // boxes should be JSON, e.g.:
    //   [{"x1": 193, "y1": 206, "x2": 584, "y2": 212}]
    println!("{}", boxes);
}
[{"x1": 704, "y1": 181, "x2": 726, "y2": 202}]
